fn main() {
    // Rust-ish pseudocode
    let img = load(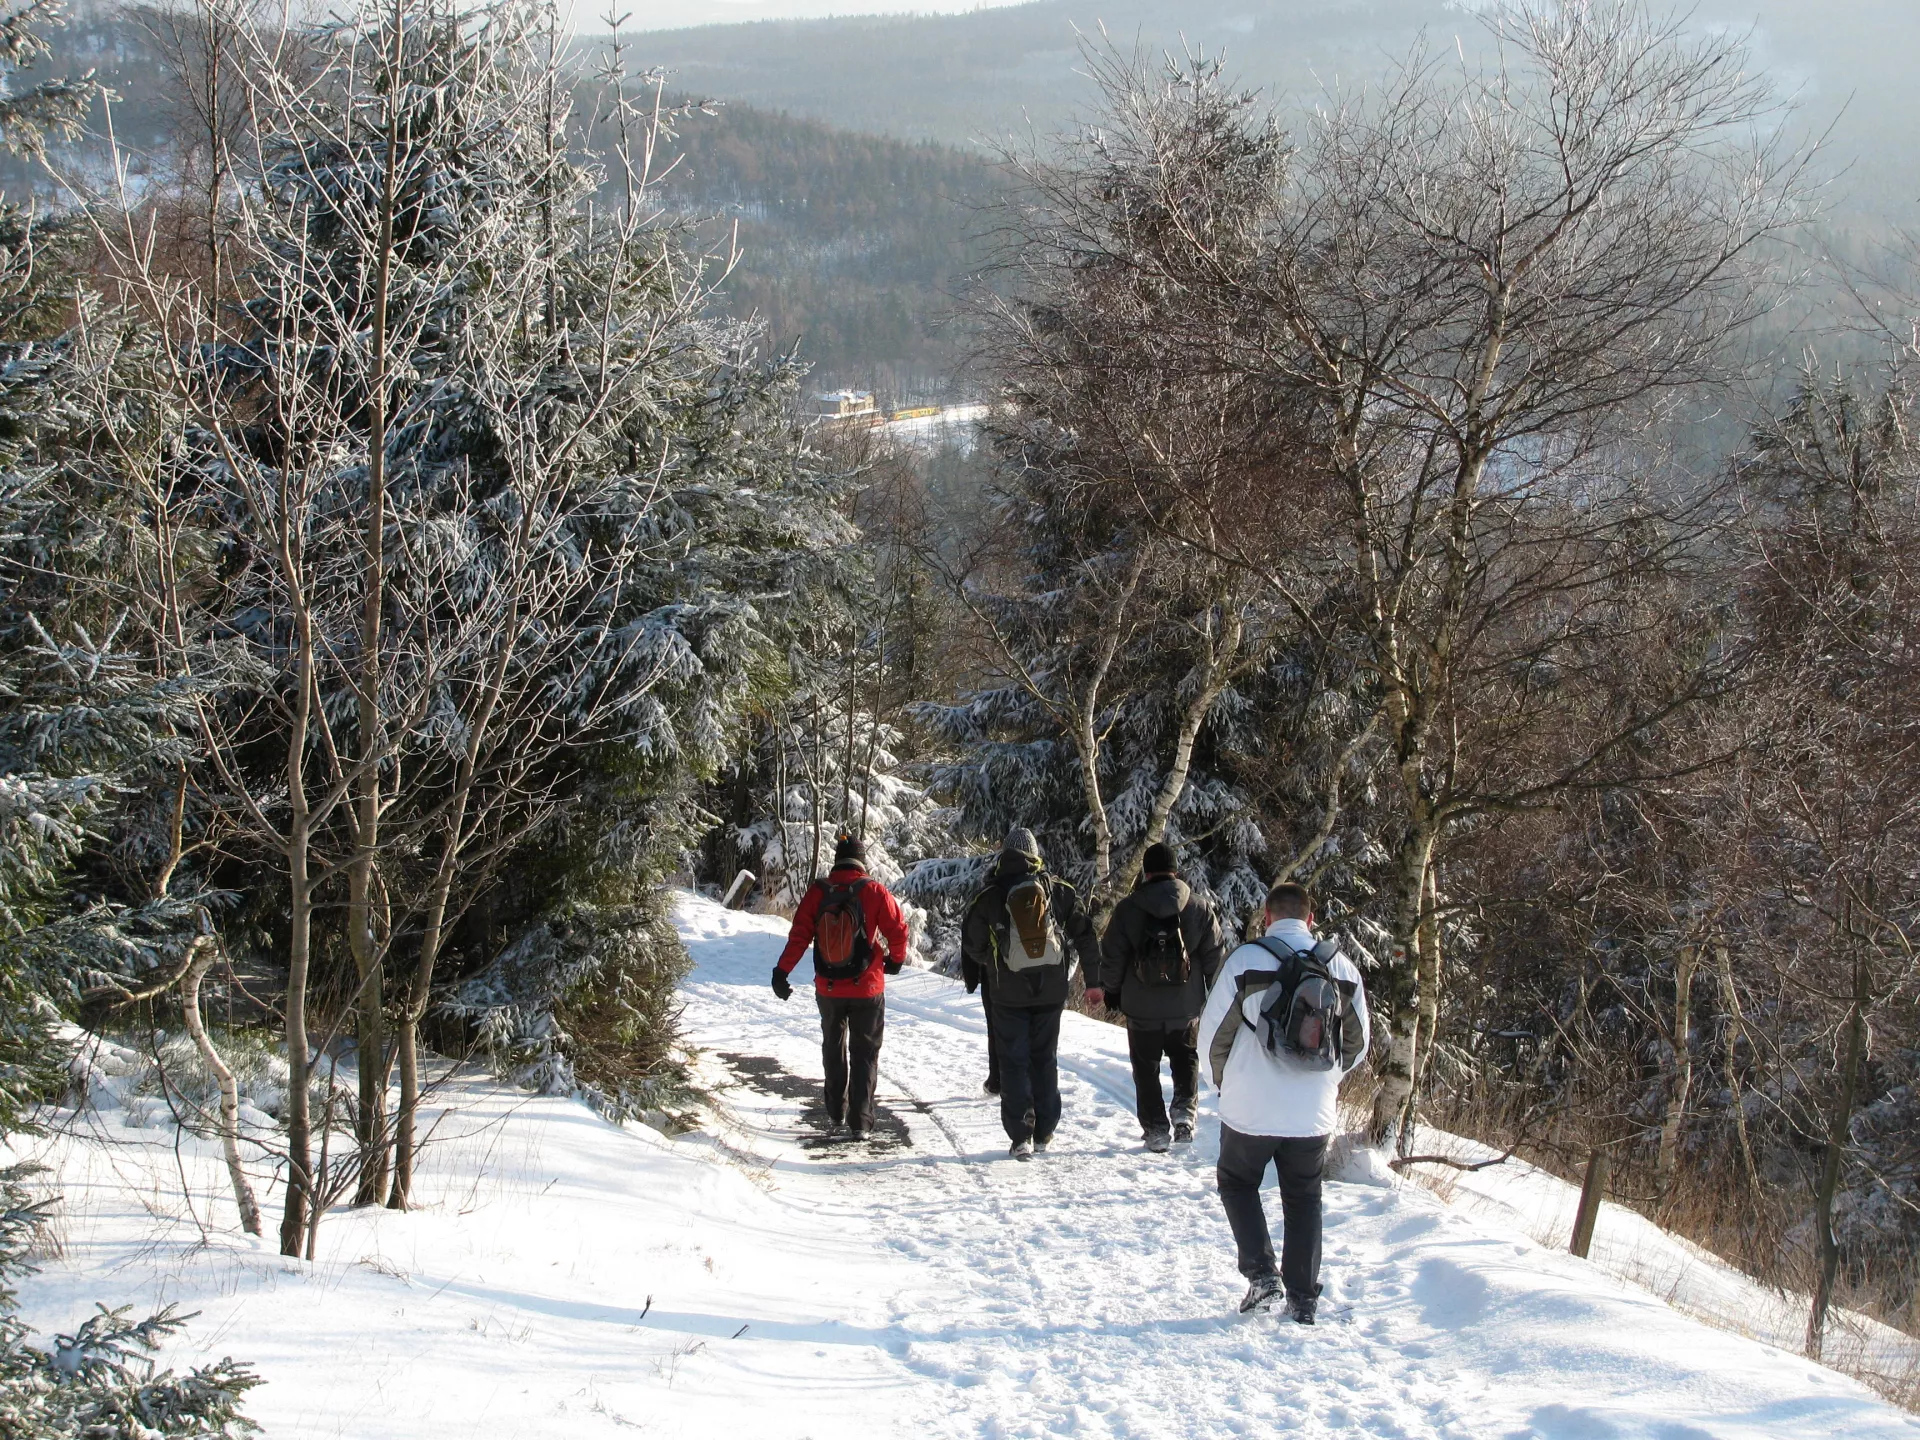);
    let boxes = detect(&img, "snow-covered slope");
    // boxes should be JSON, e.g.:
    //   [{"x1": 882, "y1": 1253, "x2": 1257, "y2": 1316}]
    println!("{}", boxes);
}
[{"x1": 10, "y1": 890, "x2": 1920, "y2": 1438}]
